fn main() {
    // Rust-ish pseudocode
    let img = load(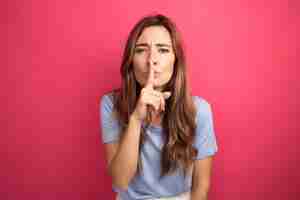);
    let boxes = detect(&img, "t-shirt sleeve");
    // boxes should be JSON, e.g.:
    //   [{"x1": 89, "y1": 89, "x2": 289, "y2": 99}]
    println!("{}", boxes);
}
[
  {"x1": 193, "y1": 96, "x2": 218, "y2": 160},
  {"x1": 99, "y1": 94, "x2": 121, "y2": 143}
]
